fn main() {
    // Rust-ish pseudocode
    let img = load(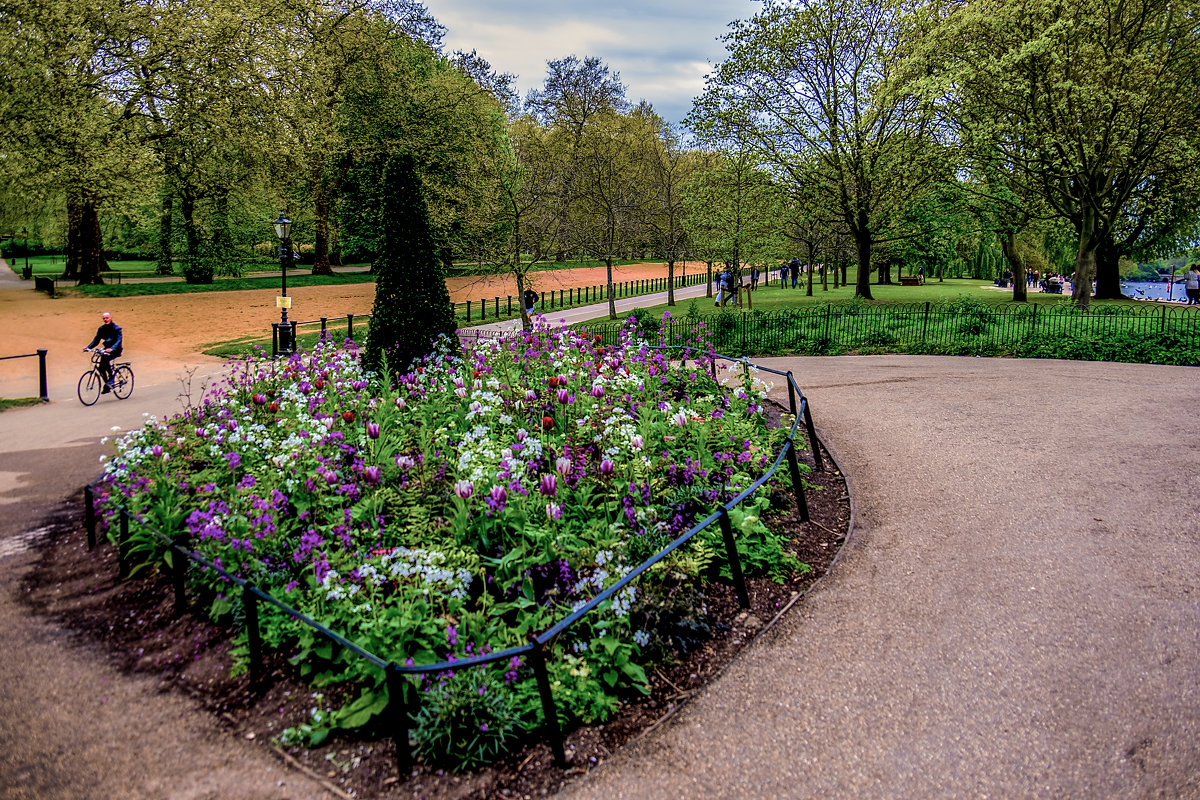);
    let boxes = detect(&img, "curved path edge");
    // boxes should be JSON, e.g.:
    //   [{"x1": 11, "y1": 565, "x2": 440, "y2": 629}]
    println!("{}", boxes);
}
[{"x1": 559, "y1": 355, "x2": 1200, "y2": 800}]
